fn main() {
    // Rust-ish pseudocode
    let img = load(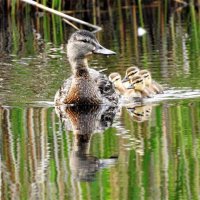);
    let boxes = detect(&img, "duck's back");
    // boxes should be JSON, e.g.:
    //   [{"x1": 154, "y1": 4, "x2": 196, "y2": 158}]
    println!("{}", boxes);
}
[{"x1": 54, "y1": 68, "x2": 119, "y2": 106}]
